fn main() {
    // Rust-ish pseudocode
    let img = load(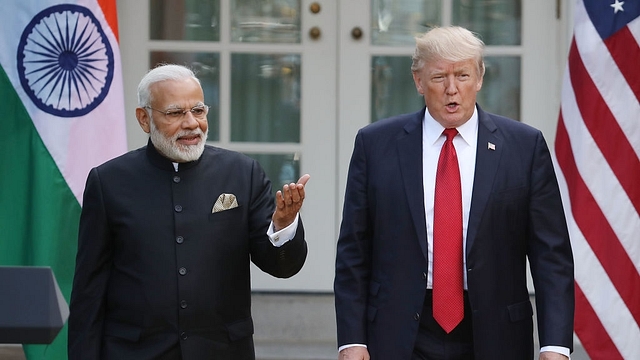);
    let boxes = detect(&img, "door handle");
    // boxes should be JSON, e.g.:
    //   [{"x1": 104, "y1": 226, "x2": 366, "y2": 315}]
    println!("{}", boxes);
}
[
  {"x1": 309, "y1": 26, "x2": 321, "y2": 40},
  {"x1": 351, "y1": 27, "x2": 363, "y2": 40}
]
